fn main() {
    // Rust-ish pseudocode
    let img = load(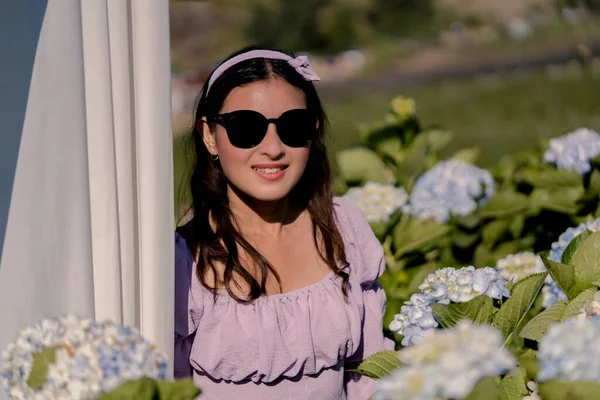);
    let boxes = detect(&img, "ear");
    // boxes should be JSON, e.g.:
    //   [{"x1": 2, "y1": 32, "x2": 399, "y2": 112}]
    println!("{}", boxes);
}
[{"x1": 199, "y1": 117, "x2": 218, "y2": 156}]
